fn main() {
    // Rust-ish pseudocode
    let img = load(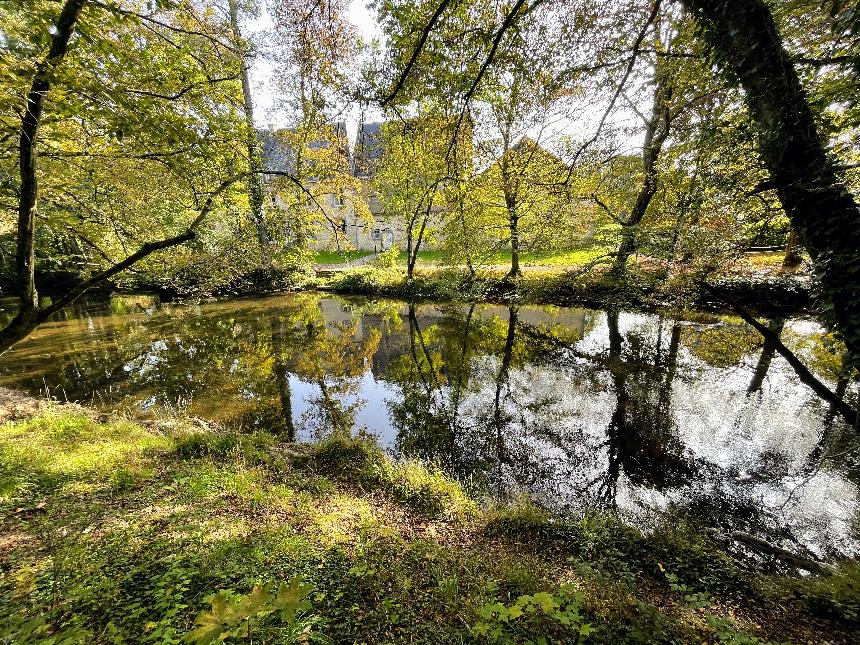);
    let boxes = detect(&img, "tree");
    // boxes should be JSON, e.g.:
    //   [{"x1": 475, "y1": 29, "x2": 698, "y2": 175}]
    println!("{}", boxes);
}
[
  {"x1": 267, "y1": 0, "x2": 370, "y2": 254},
  {"x1": 680, "y1": 0, "x2": 860, "y2": 370},
  {"x1": 0, "y1": 0, "x2": 320, "y2": 353},
  {"x1": 372, "y1": 110, "x2": 457, "y2": 277},
  {"x1": 609, "y1": 19, "x2": 675, "y2": 278},
  {"x1": 227, "y1": 0, "x2": 269, "y2": 263},
  {"x1": 379, "y1": 0, "x2": 860, "y2": 372}
]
